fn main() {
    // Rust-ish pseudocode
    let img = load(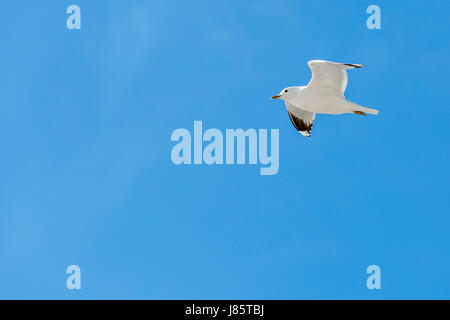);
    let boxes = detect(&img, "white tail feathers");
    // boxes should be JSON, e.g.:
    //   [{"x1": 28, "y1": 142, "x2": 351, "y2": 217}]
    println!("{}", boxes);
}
[
  {"x1": 356, "y1": 106, "x2": 379, "y2": 115},
  {"x1": 345, "y1": 100, "x2": 379, "y2": 116}
]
